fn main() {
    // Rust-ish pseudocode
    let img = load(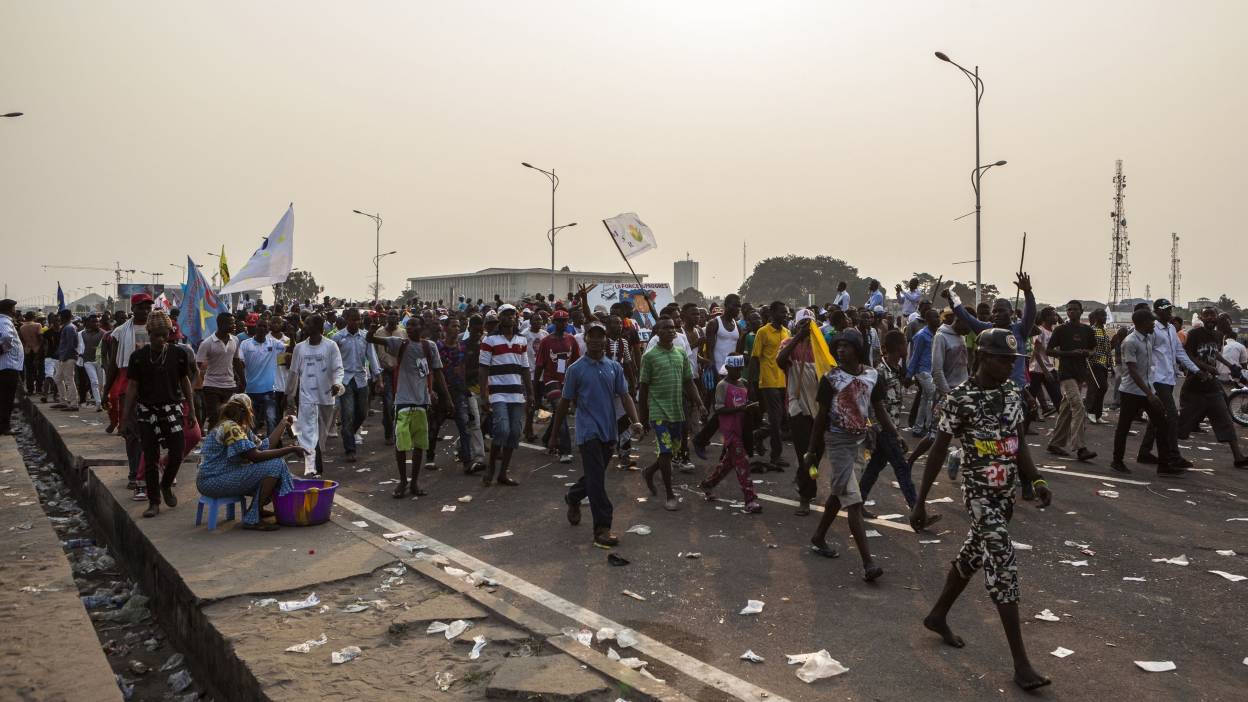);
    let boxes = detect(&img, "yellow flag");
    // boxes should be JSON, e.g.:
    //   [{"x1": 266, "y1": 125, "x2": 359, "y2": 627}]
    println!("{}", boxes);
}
[
  {"x1": 807, "y1": 320, "x2": 837, "y2": 378},
  {"x1": 219, "y1": 245, "x2": 230, "y2": 285}
]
